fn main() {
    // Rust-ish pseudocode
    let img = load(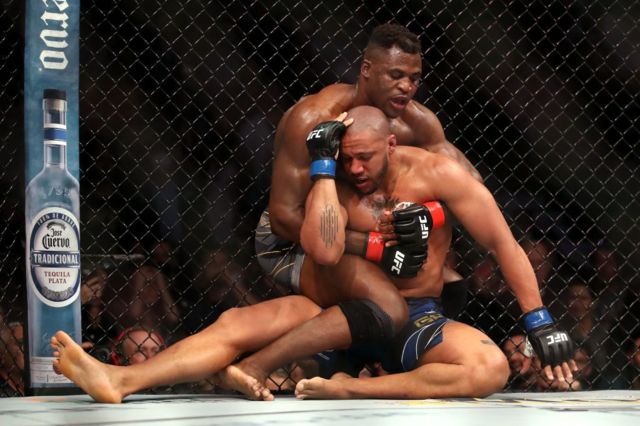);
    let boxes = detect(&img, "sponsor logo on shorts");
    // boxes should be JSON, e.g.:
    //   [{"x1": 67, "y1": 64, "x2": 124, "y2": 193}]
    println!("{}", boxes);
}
[{"x1": 414, "y1": 313, "x2": 444, "y2": 328}]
